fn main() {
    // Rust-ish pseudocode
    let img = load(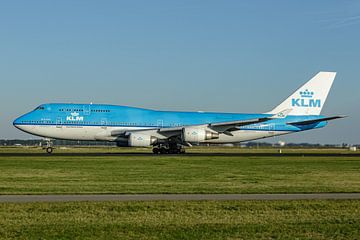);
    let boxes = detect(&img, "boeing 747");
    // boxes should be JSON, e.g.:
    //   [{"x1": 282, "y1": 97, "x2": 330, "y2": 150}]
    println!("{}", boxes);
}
[{"x1": 13, "y1": 72, "x2": 345, "y2": 154}]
